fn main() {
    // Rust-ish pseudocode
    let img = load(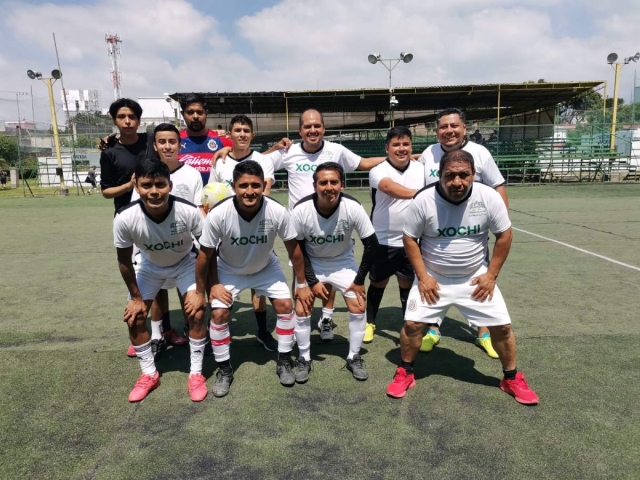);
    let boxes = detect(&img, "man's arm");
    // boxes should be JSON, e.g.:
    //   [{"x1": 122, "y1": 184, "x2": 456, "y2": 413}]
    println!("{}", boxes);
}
[
  {"x1": 403, "y1": 234, "x2": 440, "y2": 305},
  {"x1": 356, "y1": 156, "x2": 386, "y2": 171},
  {"x1": 284, "y1": 239, "x2": 314, "y2": 310},
  {"x1": 264, "y1": 137, "x2": 292, "y2": 155},
  {"x1": 376, "y1": 177, "x2": 418, "y2": 199},
  {"x1": 195, "y1": 245, "x2": 232, "y2": 306},
  {"x1": 102, "y1": 173, "x2": 134, "y2": 199},
  {"x1": 263, "y1": 178, "x2": 273, "y2": 196},
  {"x1": 116, "y1": 246, "x2": 147, "y2": 326},
  {"x1": 470, "y1": 228, "x2": 512, "y2": 302},
  {"x1": 495, "y1": 184, "x2": 509, "y2": 210}
]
